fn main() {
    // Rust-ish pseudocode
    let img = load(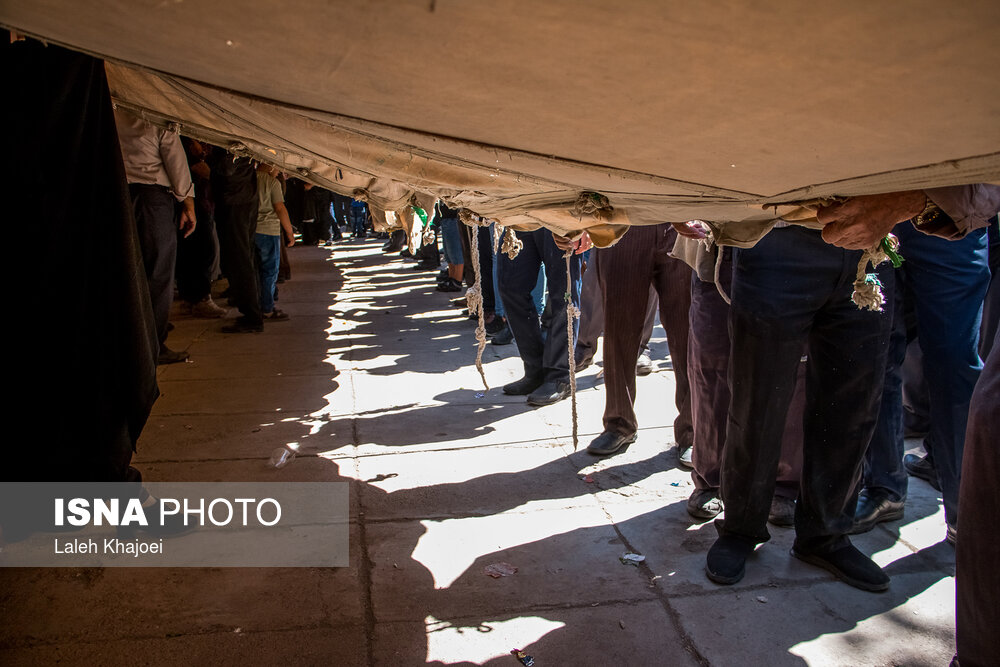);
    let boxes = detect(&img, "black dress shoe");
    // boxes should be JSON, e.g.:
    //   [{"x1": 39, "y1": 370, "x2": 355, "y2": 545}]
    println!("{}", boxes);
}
[
  {"x1": 706, "y1": 533, "x2": 756, "y2": 585},
  {"x1": 526, "y1": 380, "x2": 571, "y2": 406},
  {"x1": 412, "y1": 260, "x2": 440, "y2": 271},
  {"x1": 791, "y1": 543, "x2": 889, "y2": 592},
  {"x1": 503, "y1": 375, "x2": 543, "y2": 395},
  {"x1": 767, "y1": 496, "x2": 796, "y2": 527},
  {"x1": 587, "y1": 430, "x2": 636, "y2": 456},
  {"x1": 490, "y1": 325, "x2": 514, "y2": 346},
  {"x1": 222, "y1": 318, "x2": 264, "y2": 334},
  {"x1": 485, "y1": 316, "x2": 508, "y2": 336},
  {"x1": 903, "y1": 453, "x2": 941, "y2": 491},
  {"x1": 850, "y1": 489, "x2": 905, "y2": 534},
  {"x1": 436, "y1": 278, "x2": 463, "y2": 292}
]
